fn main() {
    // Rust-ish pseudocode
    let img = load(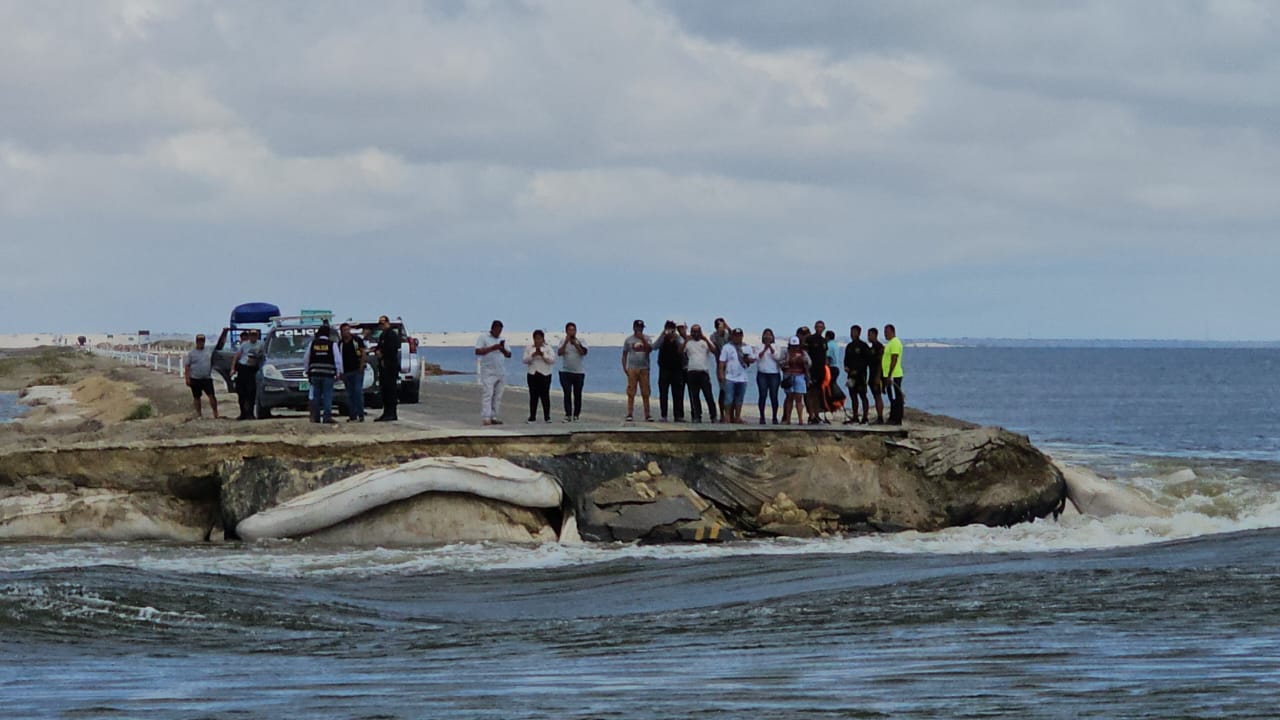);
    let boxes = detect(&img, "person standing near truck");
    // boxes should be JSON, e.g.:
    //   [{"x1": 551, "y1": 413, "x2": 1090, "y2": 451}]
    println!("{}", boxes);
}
[
  {"x1": 373, "y1": 315, "x2": 401, "y2": 422},
  {"x1": 229, "y1": 329, "x2": 263, "y2": 420},
  {"x1": 339, "y1": 323, "x2": 366, "y2": 422},
  {"x1": 304, "y1": 324, "x2": 343, "y2": 424},
  {"x1": 184, "y1": 333, "x2": 220, "y2": 420}
]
